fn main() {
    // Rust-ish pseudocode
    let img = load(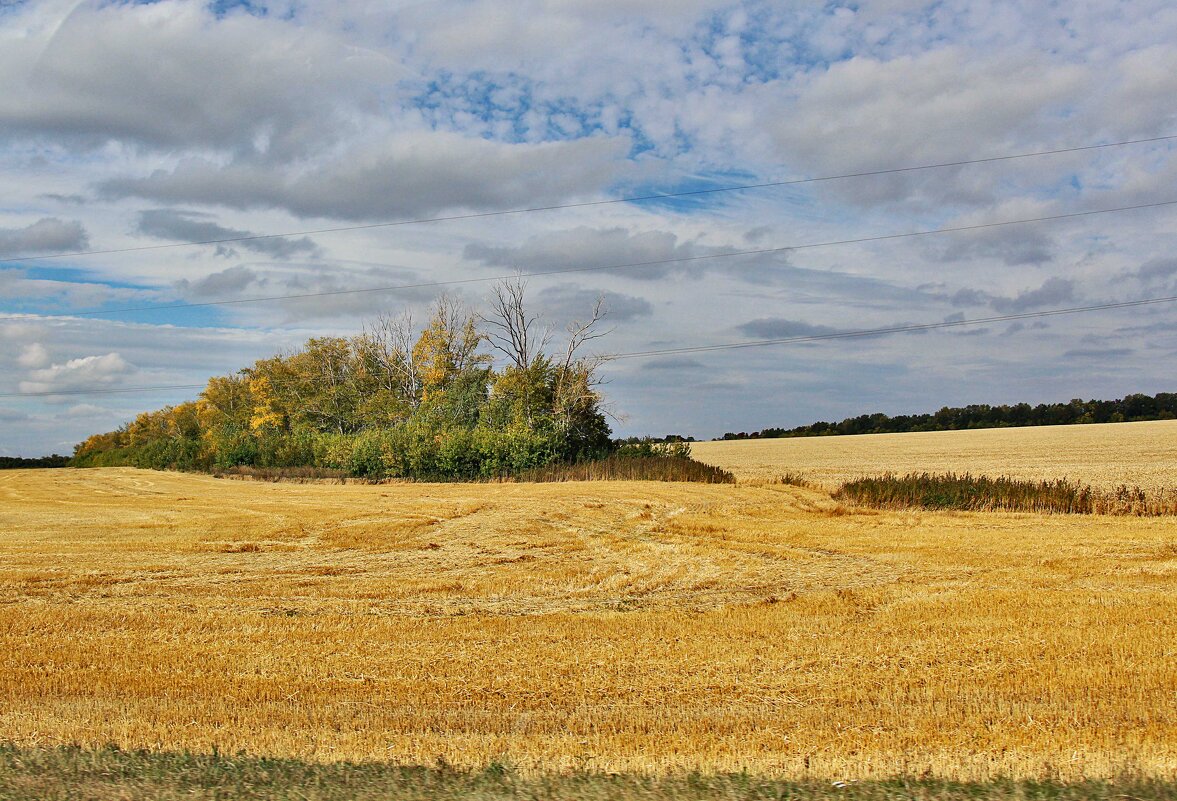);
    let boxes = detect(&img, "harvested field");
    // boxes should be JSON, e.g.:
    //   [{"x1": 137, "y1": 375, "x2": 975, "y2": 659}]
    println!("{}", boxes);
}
[
  {"x1": 0, "y1": 460, "x2": 1175, "y2": 781},
  {"x1": 691, "y1": 419, "x2": 1177, "y2": 490}
]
